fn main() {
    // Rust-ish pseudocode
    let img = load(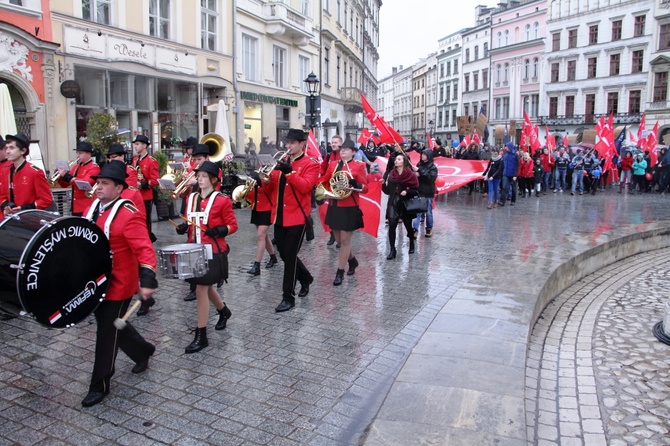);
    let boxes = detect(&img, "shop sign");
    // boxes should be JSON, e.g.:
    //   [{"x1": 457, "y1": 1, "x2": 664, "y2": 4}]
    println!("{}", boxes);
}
[
  {"x1": 59, "y1": 80, "x2": 80, "y2": 98},
  {"x1": 241, "y1": 91, "x2": 298, "y2": 107}
]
